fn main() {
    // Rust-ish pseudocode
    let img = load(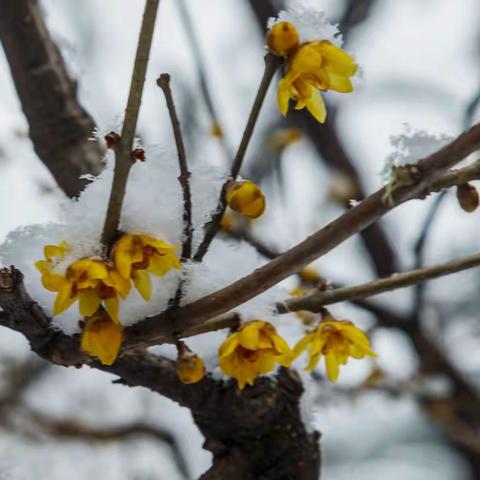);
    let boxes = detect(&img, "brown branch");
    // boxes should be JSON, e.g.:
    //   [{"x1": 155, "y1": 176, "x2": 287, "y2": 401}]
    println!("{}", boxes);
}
[
  {"x1": 0, "y1": 0, "x2": 103, "y2": 198},
  {"x1": 157, "y1": 73, "x2": 193, "y2": 260},
  {"x1": 126, "y1": 123, "x2": 480, "y2": 348},
  {"x1": 101, "y1": 0, "x2": 160, "y2": 248},
  {"x1": 282, "y1": 251, "x2": 480, "y2": 313},
  {"x1": 0, "y1": 267, "x2": 320, "y2": 479},
  {"x1": 193, "y1": 54, "x2": 283, "y2": 262}
]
